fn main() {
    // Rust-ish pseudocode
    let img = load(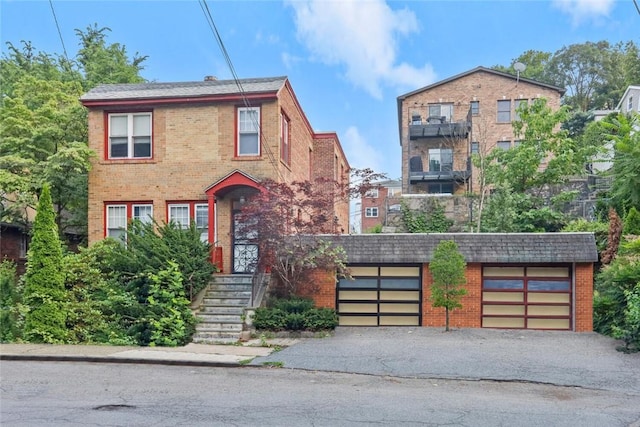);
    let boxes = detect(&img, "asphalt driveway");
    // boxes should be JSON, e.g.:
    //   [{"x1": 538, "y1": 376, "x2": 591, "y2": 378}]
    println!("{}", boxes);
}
[{"x1": 252, "y1": 327, "x2": 640, "y2": 394}]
